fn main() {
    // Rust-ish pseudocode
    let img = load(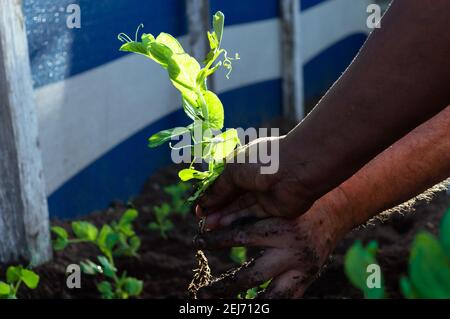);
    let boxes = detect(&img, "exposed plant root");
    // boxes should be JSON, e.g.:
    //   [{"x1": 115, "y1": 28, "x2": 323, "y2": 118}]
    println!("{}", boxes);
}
[
  {"x1": 188, "y1": 217, "x2": 212, "y2": 298},
  {"x1": 188, "y1": 250, "x2": 212, "y2": 298}
]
